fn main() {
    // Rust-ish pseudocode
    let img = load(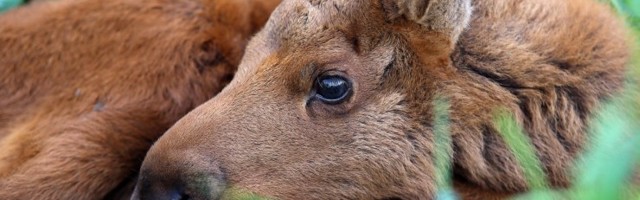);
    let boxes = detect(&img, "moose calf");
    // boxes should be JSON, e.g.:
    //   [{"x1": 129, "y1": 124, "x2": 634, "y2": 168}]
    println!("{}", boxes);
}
[{"x1": 135, "y1": 0, "x2": 632, "y2": 199}]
